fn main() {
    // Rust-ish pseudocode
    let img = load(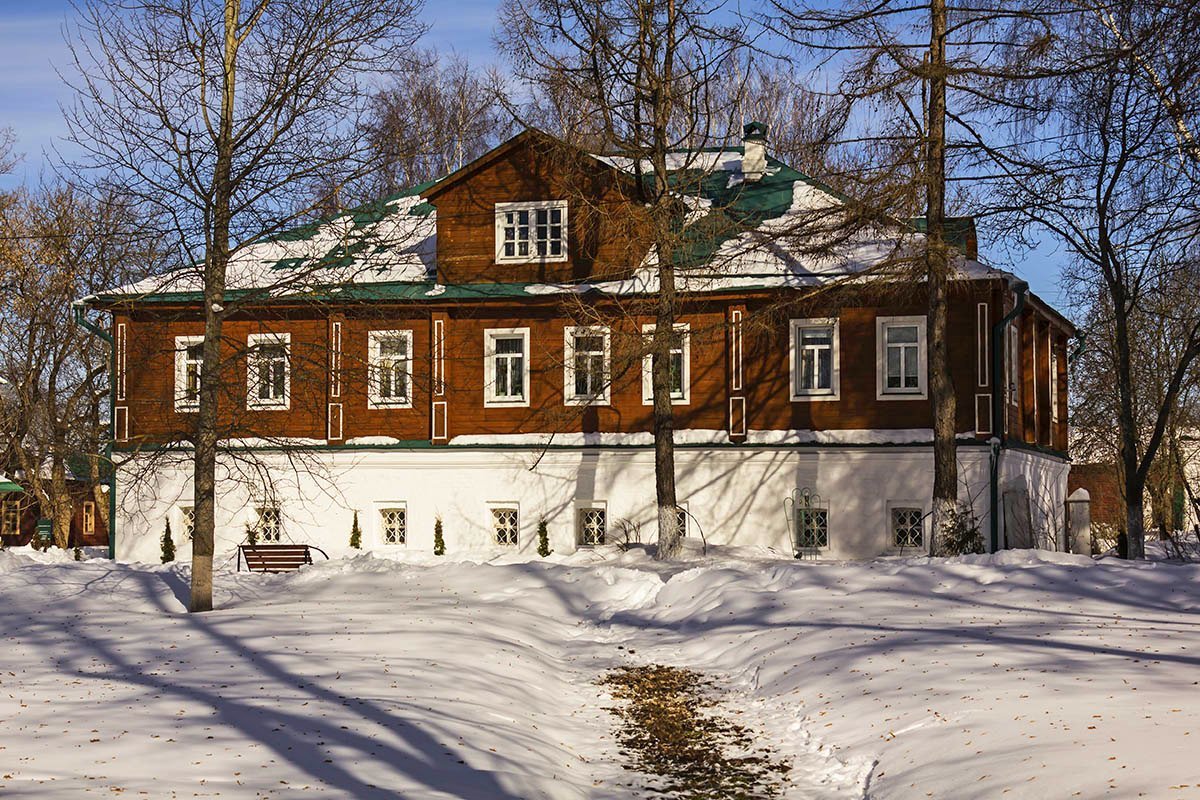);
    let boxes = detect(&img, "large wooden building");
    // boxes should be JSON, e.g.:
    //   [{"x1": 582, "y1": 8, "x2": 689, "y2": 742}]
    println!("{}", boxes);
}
[{"x1": 84, "y1": 127, "x2": 1074, "y2": 562}]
